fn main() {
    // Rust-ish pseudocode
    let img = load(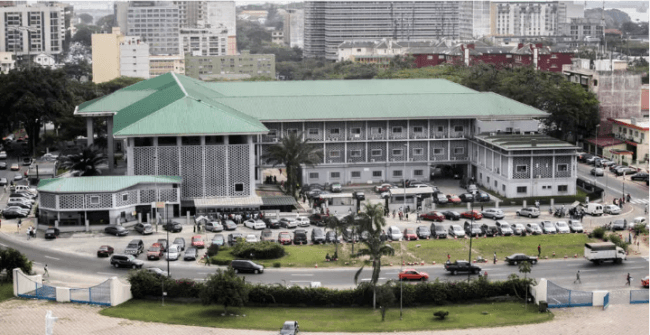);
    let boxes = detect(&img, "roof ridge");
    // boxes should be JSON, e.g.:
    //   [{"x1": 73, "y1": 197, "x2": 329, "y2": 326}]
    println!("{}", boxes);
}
[
  {"x1": 214, "y1": 92, "x2": 484, "y2": 99},
  {"x1": 172, "y1": 72, "x2": 189, "y2": 97}
]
